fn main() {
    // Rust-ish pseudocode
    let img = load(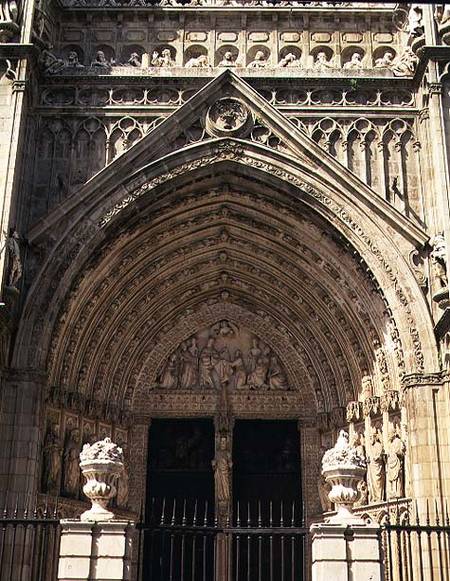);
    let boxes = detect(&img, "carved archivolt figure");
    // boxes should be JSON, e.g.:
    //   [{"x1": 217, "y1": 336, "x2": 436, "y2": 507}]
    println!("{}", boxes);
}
[
  {"x1": 63, "y1": 428, "x2": 81, "y2": 498},
  {"x1": 42, "y1": 424, "x2": 62, "y2": 495},
  {"x1": 313, "y1": 51, "x2": 333, "y2": 71},
  {"x1": 386, "y1": 428, "x2": 405, "y2": 499},
  {"x1": 374, "y1": 50, "x2": 395, "y2": 69},
  {"x1": 218, "y1": 51, "x2": 236, "y2": 67},
  {"x1": 185, "y1": 54, "x2": 209, "y2": 68},
  {"x1": 278, "y1": 52, "x2": 301, "y2": 67},
  {"x1": 430, "y1": 233, "x2": 448, "y2": 289},
  {"x1": 343, "y1": 52, "x2": 363, "y2": 70},
  {"x1": 367, "y1": 430, "x2": 385, "y2": 503},
  {"x1": 247, "y1": 50, "x2": 268, "y2": 68}
]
